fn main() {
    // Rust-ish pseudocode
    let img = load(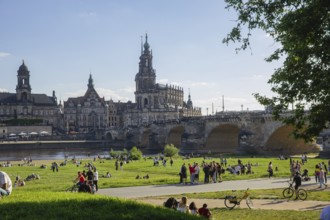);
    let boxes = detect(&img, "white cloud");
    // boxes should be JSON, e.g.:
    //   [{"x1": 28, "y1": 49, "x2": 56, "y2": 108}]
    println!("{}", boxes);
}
[
  {"x1": 158, "y1": 79, "x2": 169, "y2": 84},
  {"x1": 118, "y1": 86, "x2": 135, "y2": 94},
  {"x1": 0, "y1": 52, "x2": 10, "y2": 58},
  {"x1": 0, "y1": 88, "x2": 9, "y2": 92}
]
